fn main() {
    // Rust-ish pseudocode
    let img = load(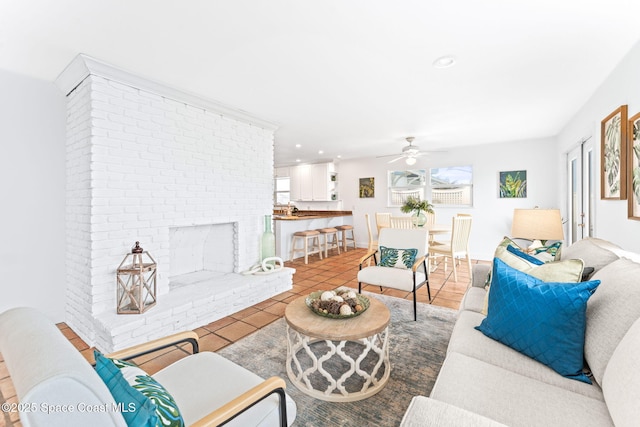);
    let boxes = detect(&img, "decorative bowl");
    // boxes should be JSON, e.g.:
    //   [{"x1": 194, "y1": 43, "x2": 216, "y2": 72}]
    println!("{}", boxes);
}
[{"x1": 305, "y1": 289, "x2": 370, "y2": 319}]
